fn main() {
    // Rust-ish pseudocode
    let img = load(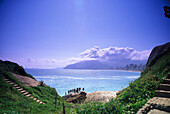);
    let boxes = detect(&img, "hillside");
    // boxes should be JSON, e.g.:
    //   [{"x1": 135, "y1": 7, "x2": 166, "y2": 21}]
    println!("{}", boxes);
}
[
  {"x1": 0, "y1": 60, "x2": 73, "y2": 113},
  {"x1": 64, "y1": 59, "x2": 146, "y2": 70}
]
